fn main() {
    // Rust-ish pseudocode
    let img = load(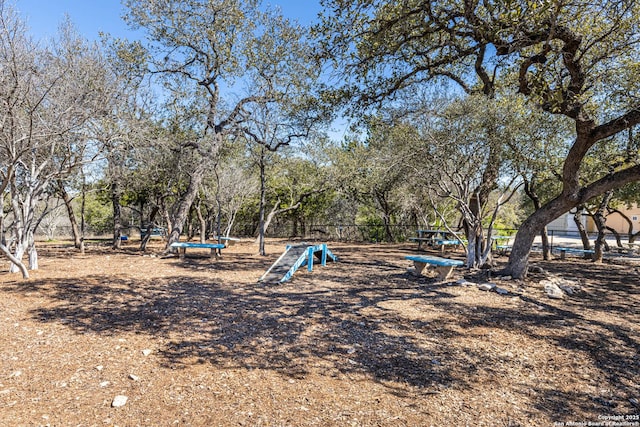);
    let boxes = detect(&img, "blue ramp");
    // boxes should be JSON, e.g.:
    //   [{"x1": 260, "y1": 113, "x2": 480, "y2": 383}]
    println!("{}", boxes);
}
[{"x1": 258, "y1": 243, "x2": 338, "y2": 284}]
